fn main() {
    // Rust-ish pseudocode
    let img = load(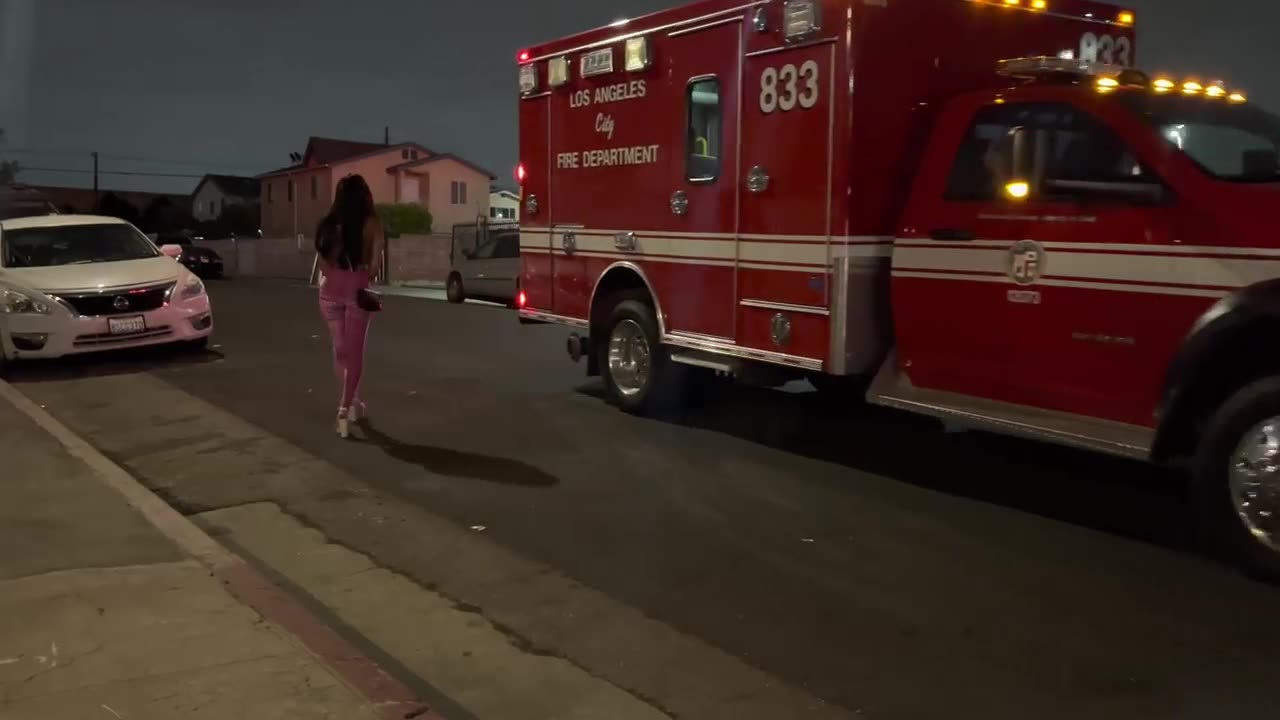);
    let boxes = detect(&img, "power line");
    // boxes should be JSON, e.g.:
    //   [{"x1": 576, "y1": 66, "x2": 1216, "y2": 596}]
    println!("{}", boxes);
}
[
  {"x1": 20, "y1": 166, "x2": 205, "y2": 179},
  {"x1": 3, "y1": 147, "x2": 257, "y2": 172}
]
